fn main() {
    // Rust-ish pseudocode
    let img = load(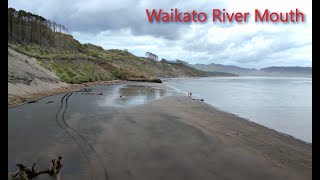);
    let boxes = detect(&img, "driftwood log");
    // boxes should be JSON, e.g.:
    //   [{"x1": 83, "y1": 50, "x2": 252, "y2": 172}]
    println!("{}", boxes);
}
[{"x1": 10, "y1": 156, "x2": 62, "y2": 180}]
